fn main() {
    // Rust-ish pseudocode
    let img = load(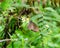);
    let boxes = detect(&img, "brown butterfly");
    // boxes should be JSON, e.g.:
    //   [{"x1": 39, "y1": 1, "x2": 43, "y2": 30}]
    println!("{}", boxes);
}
[{"x1": 28, "y1": 21, "x2": 39, "y2": 32}]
